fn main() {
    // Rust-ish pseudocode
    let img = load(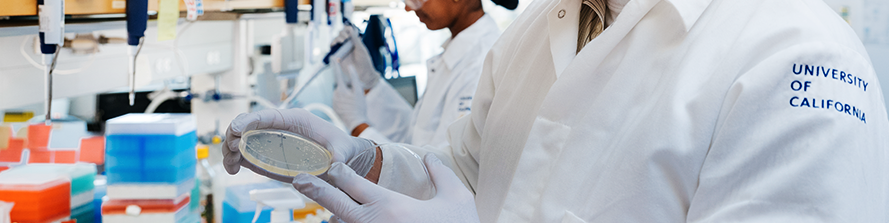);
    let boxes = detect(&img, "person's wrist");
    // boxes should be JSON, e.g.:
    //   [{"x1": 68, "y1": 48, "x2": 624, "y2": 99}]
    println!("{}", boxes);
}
[
  {"x1": 345, "y1": 142, "x2": 380, "y2": 181},
  {"x1": 364, "y1": 146, "x2": 383, "y2": 184},
  {"x1": 351, "y1": 123, "x2": 369, "y2": 137}
]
